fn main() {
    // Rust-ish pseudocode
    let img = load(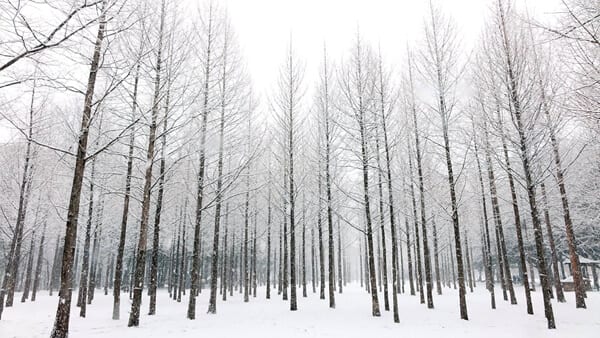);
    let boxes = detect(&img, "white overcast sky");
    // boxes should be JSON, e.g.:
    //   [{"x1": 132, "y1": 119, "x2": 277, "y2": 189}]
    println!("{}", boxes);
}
[{"x1": 213, "y1": 0, "x2": 562, "y2": 99}]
